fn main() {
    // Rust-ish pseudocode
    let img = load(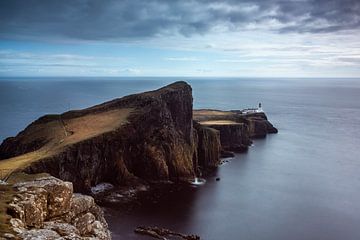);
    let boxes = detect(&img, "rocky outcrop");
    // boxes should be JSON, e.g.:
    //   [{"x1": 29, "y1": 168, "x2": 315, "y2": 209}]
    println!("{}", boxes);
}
[
  {"x1": 244, "y1": 112, "x2": 278, "y2": 138},
  {"x1": 0, "y1": 82, "x2": 278, "y2": 239},
  {"x1": 193, "y1": 109, "x2": 278, "y2": 153},
  {"x1": 134, "y1": 226, "x2": 200, "y2": 240},
  {"x1": 0, "y1": 82, "x2": 198, "y2": 192},
  {"x1": 0, "y1": 82, "x2": 278, "y2": 195},
  {"x1": 4, "y1": 176, "x2": 110, "y2": 239}
]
